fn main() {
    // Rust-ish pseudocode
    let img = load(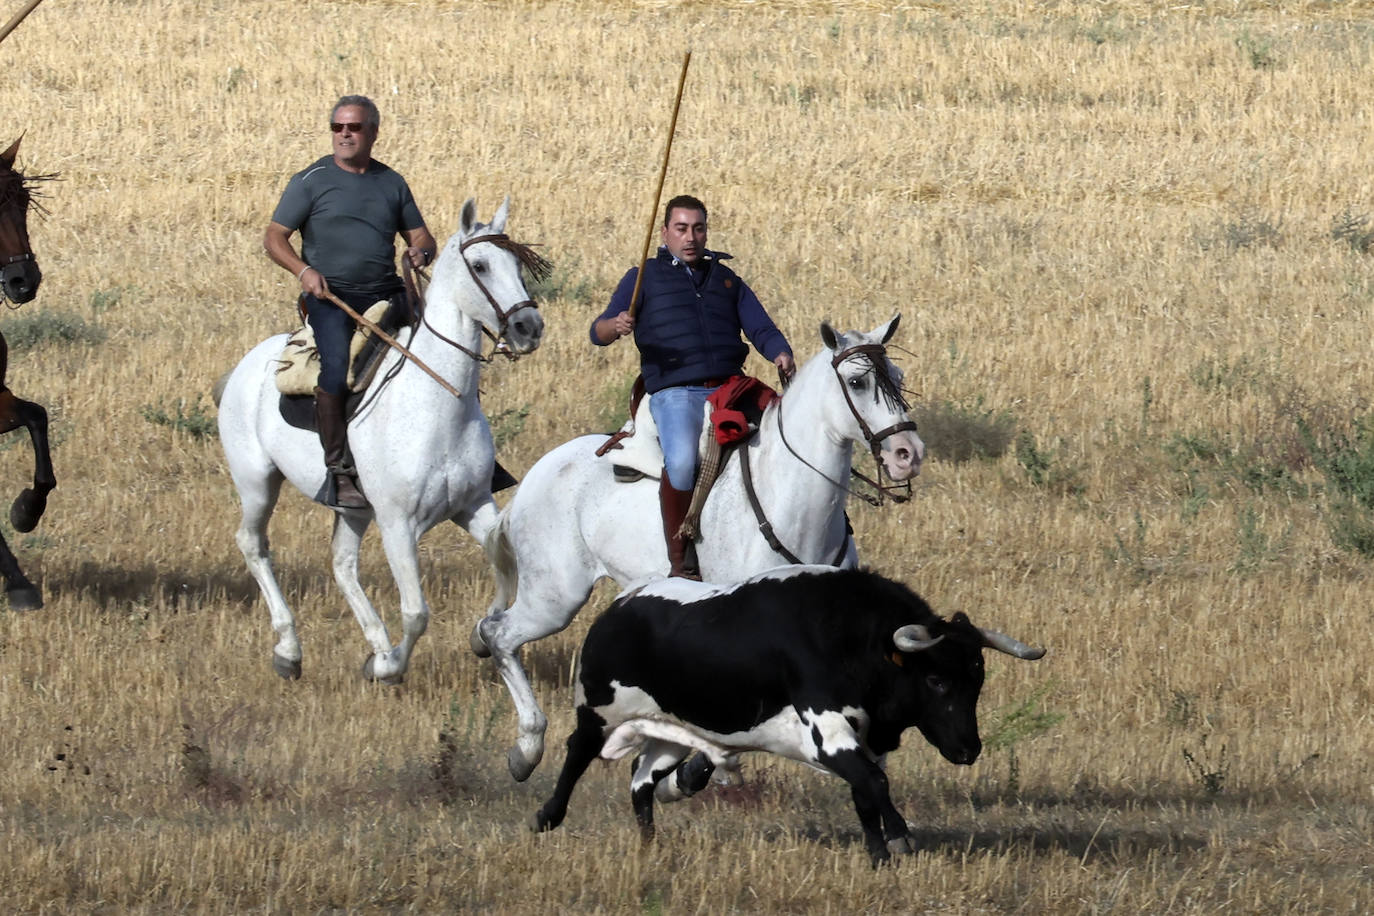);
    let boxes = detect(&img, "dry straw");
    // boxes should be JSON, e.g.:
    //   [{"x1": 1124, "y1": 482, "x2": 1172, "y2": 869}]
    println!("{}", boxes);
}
[{"x1": 0, "y1": 0, "x2": 1368, "y2": 912}]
